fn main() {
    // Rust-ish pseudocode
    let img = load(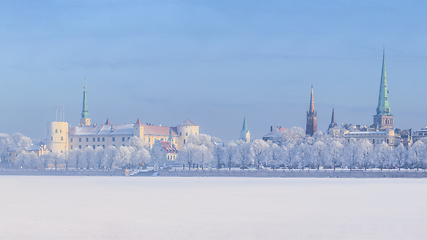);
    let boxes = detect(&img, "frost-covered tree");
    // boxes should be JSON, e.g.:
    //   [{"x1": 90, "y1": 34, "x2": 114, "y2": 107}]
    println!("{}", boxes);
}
[
  {"x1": 212, "y1": 144, "x2": 225, "y2": 169},
  {"x1": 374, "y1": 142, "x2": 391, "y2": 170},
  {"x1": 177, "y1": 143, "x2": 197, "y2": 170},
  {"x1": 269, "y1": 143, "x2": 283, "y2": 169},
  {"x1": 25, "y1": 152, "x2": 40, "y2": 169},
  {"x1": 252, "y1": 139, "x2": 270, "y2": 169},
  {"x1": 82, "y1": 148, "x2": 94, "y2": 169},
  {"x1": 130, "y1": 147, "x2": 150, "y2": 169},
  {"x1": 104, "y1": 146, "x2": 117, "y2": 169},
  {"x1": 115, "y1": 146, "x2": 132, "y2": 169},
  {"x1": 343, "y1": 140, "x2": 357, "y2": 169},
  {"x1": 312, "y1": 141, "x2": 327, "y2": 169},
  {"x1": 93, "y1": 147, "x2": 105, "y2": 169},
  {"x1": 236, "y1": 141, "x2": 254, "y2": 168},
  {"x1": 225, "y1": 141, "x2": 239, "y2": 169},
  {"x1": 329, "y1": 141, "x2": 343, "y2": 169},
  {"x1": 408, "y1": 141, "x2": 426, "y2": 170},
  {"x1": 195, "y1": 145, "x2": 213, "y2": 169},
  {"x1": 358, "y1": 139, "x2": 374, "y2": 170},
  {"x1": 393, "y1": 144, "x2": 407, "y2": 170}
]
